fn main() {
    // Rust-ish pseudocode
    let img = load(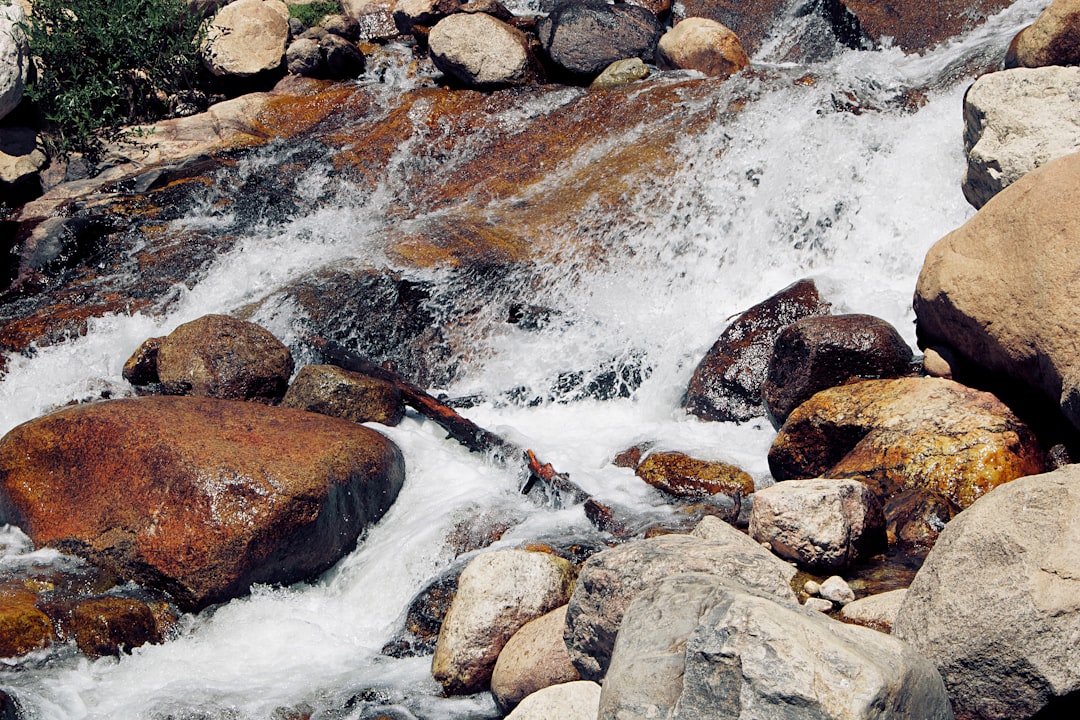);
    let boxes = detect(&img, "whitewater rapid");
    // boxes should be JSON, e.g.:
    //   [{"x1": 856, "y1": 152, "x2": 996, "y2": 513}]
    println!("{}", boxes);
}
[{"x1": 0, "y1": 0, "x2": 1049, "y2": 716}]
